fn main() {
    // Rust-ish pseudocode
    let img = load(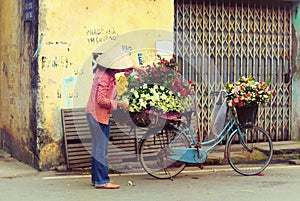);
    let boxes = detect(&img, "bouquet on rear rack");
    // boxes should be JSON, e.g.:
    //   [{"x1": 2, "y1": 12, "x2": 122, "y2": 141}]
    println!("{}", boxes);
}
[{"x1": 115, "y1": 54, "x2": 195, "y2": 127}]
